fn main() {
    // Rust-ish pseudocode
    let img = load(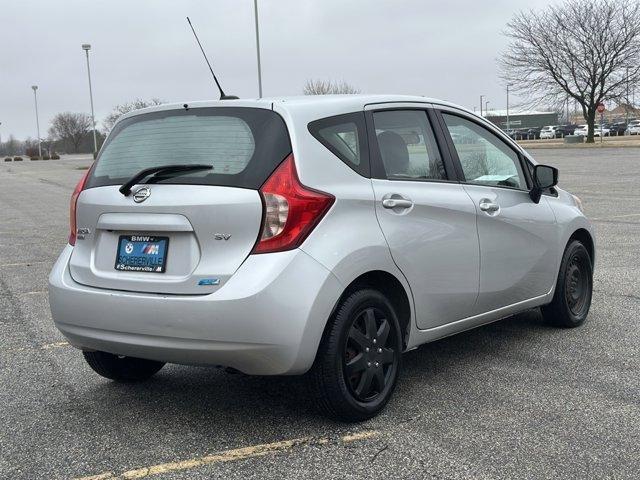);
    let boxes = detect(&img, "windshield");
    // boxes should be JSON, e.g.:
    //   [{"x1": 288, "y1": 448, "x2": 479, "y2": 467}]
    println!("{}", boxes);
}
[{"x1": 86, "y1": 107, "x2": 291, "y2": 190}]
